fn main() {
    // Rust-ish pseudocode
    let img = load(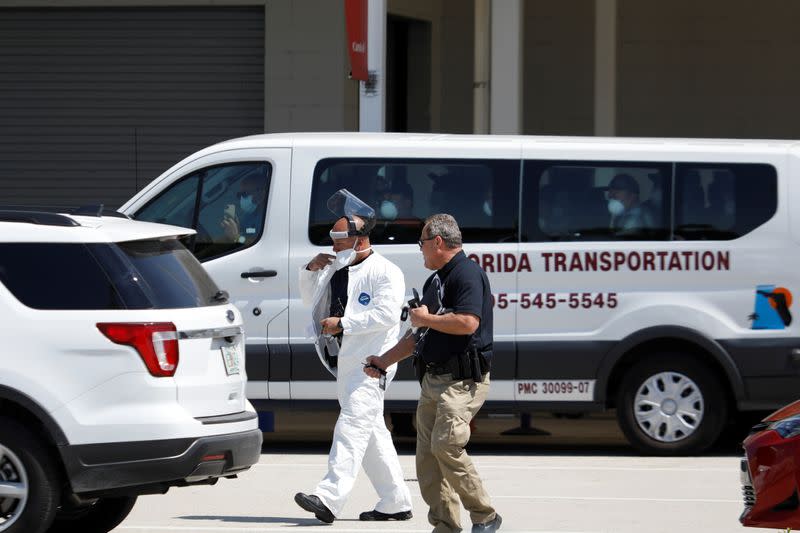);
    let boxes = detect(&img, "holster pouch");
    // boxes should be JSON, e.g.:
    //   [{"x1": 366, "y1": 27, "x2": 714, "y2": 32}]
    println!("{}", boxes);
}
[
  {"x1": 460, "y1": 345, "x2": 492, "y2": 383},
  {"x1": 469, "y1": 348, "x2": 482, "y2": 383},
  {"x1": 479, "y1": 349, "x2": 492, "y2": 374},
  {"x1": 436, "y1": 351, "x2": 479, "y2": 382},
  {"x1": 413, "y1": 353, "x2": 424, "y2": 384}
]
